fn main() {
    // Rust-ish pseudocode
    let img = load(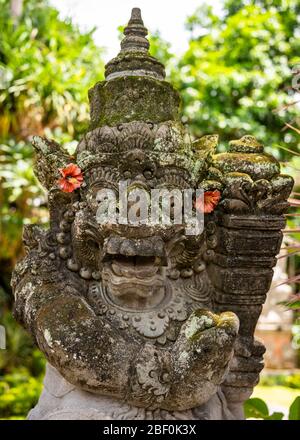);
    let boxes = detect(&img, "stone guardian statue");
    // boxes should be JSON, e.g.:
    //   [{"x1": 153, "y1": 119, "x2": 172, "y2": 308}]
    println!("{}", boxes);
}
[{"x1": 12, "y1": 8, "x2": 294, "y2": 420}]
